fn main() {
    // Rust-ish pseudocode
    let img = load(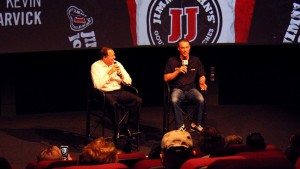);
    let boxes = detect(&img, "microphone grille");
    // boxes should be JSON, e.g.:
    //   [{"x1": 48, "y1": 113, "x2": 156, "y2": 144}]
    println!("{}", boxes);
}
[{"x1": 182, "y1": 60, "x2": 188, "y2": 65}]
